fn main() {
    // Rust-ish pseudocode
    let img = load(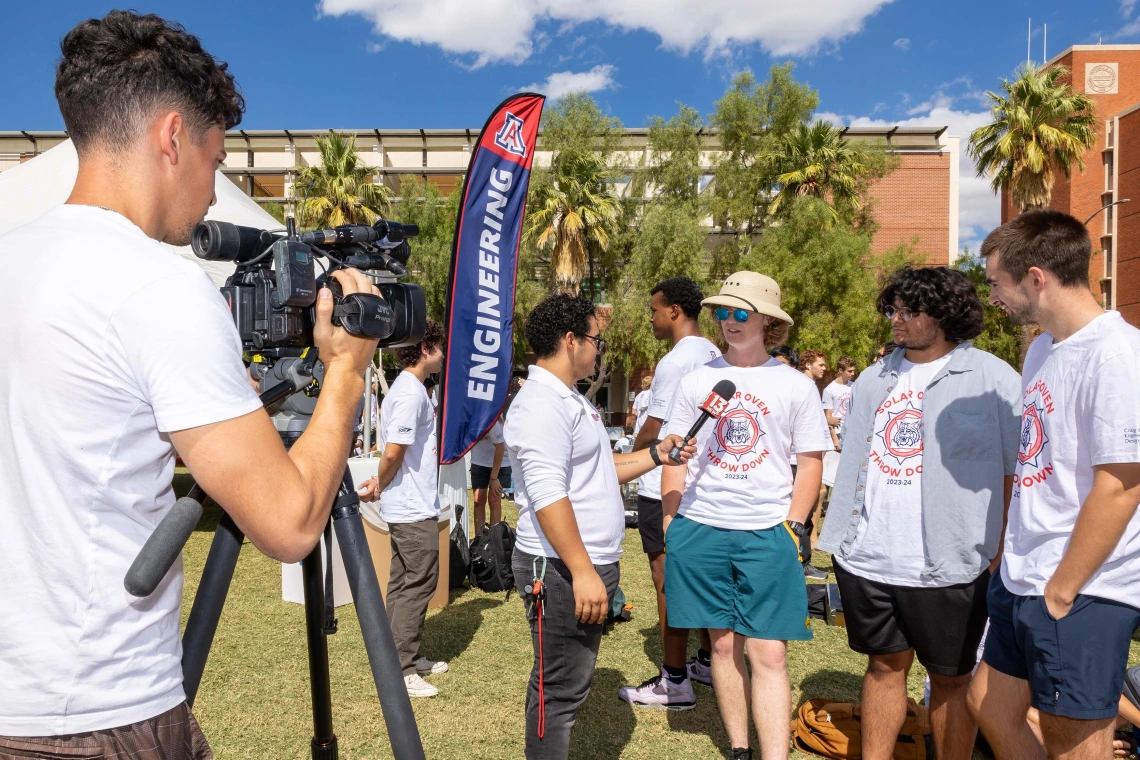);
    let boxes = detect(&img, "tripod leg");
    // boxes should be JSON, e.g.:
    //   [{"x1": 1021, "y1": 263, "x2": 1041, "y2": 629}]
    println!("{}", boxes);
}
[
  {"x1": 332, "y1": 476, "x2": 426, "y2": 760},
  {"x1": 302, "y1": 541, "x2": 338, "y2": 759},
  {"x1": 182, "y1": 511, "x2": 244, "y2": 708}
]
